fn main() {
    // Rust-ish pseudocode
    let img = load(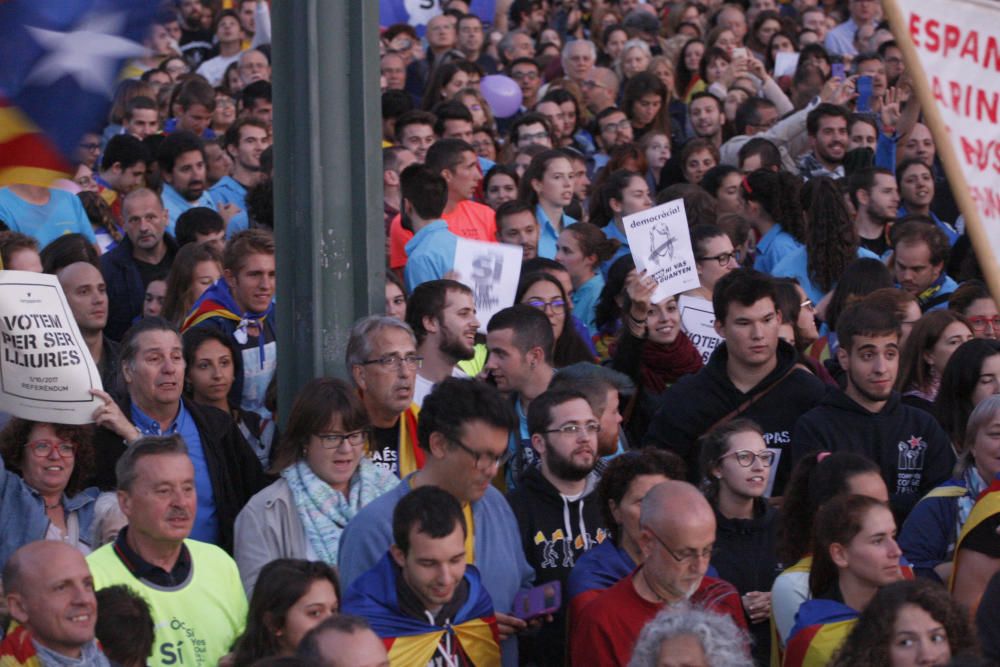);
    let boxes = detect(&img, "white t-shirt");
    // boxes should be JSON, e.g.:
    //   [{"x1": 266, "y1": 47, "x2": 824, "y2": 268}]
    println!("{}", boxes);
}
[
  {"x1": 196, "y1": 52, "x2": 243, "y2": 86},
  {"x1": 413, "y1": 366, "x2": 470, "y2": 407}
]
